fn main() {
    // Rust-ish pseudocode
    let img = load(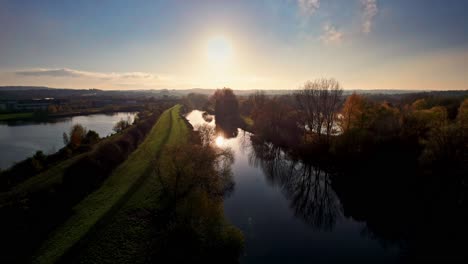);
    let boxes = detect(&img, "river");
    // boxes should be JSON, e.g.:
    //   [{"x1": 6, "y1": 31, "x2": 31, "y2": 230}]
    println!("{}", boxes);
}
[
  {"x1": 186, "y1": 110, "x2": 401, "y2": 263},
  {"x1": 0, "y1": 112, "x2": 137, "y2": 169}
]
